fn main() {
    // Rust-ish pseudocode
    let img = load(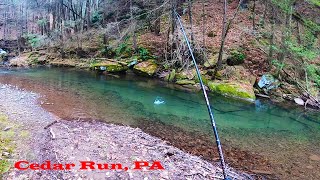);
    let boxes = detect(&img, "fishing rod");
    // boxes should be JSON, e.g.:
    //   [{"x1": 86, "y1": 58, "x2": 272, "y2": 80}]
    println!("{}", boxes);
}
[{"x1": 174, "y1": 11, "x2": 230, "y2": 180}]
